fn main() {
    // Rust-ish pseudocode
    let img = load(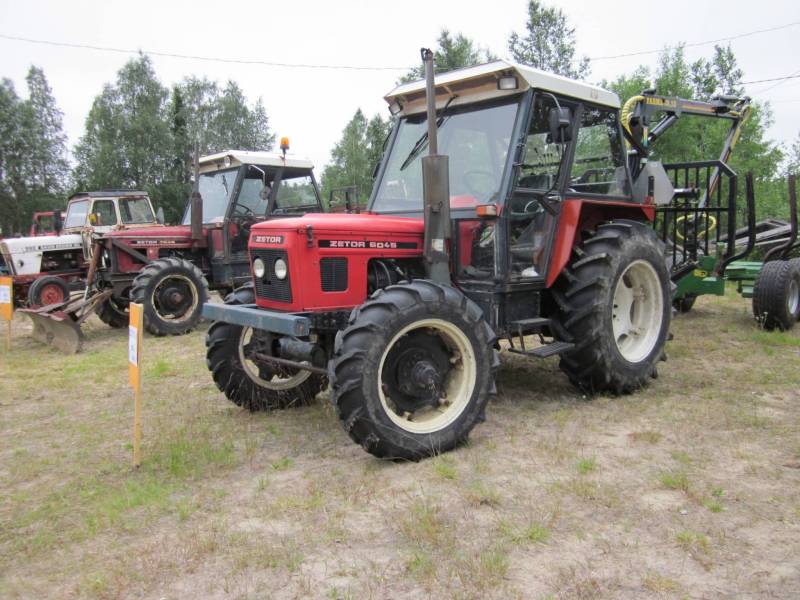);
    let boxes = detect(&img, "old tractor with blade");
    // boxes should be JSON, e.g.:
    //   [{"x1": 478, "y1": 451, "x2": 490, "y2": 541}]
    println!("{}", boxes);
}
[{"x1": 23, "y1": 148, "x2": 324, "y2": 352}]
